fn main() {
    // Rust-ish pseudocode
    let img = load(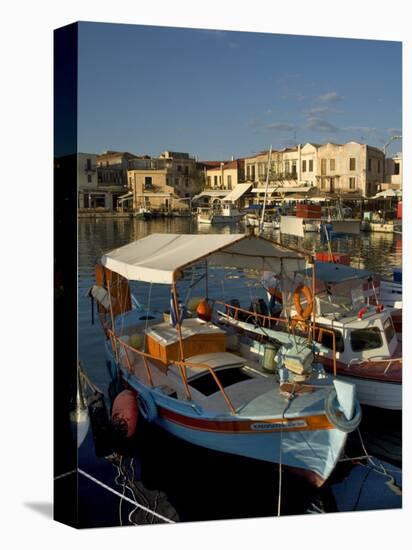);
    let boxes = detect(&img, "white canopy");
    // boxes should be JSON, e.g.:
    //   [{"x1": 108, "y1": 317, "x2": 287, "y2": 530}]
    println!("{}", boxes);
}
[
  {"x1": 102, "y1": 233, "x2": 307, "y2": 284},
  {"x1": 222, "y1": 183, "x2": 252, "y2": 202},
  {"x1": 372, "y1": 189, "x2": 402, "y2": 199}
]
